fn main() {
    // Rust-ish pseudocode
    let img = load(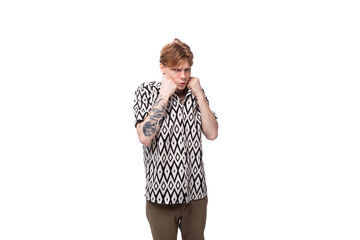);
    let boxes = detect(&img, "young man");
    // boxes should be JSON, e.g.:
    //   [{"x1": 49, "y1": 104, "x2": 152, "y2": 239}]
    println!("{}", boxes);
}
[{"x1": 133, "y1": 38, "x2": 218, "y2": 240}]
